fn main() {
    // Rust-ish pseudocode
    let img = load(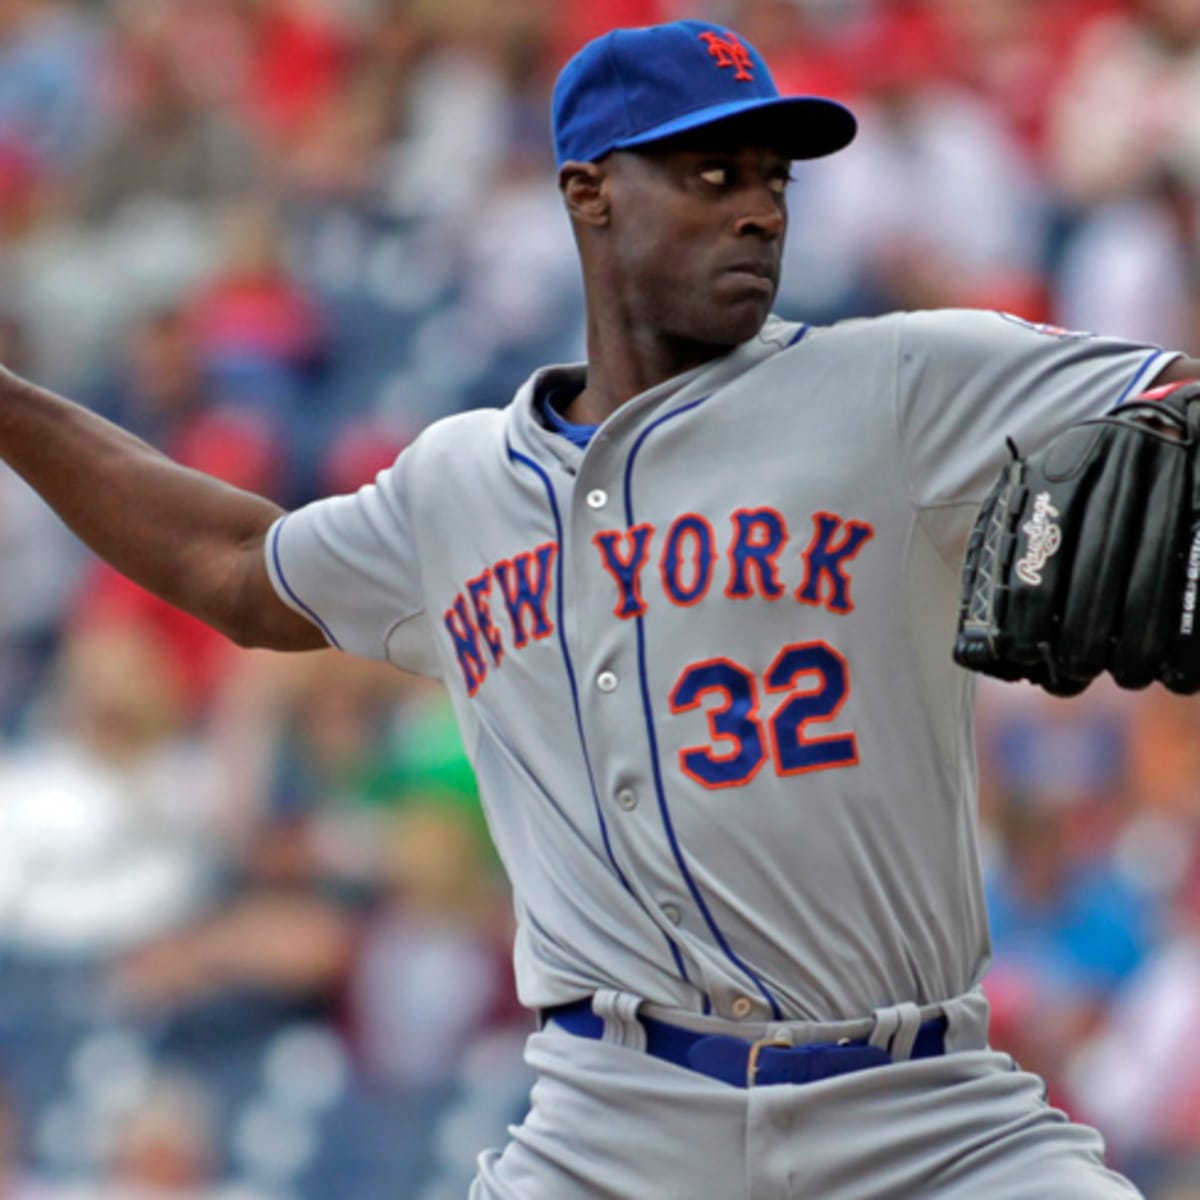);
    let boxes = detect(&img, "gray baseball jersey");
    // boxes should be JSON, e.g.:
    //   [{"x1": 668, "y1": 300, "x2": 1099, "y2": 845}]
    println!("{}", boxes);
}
[{"x1": 265, "y1": 308, "x2": 1173, "y2": 1027}]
